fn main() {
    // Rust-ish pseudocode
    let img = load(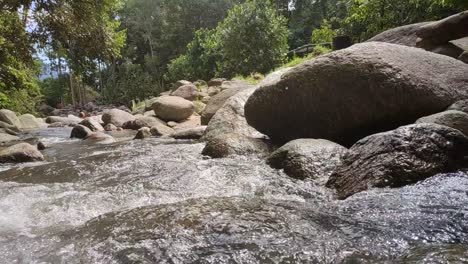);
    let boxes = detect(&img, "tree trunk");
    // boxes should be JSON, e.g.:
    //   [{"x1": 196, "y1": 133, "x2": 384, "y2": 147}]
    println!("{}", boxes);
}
[{"x1": 69, "y1": 72, "x2": 76, "y2": 108}]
